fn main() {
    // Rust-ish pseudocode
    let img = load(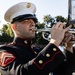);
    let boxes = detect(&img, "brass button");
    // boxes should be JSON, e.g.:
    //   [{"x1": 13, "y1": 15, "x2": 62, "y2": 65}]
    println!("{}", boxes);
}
[
  {"x1": 39, "y1": 60, "x2": 43, "y2": 64},
  {"x1": 53, "y1": 48, "x2": 57, "y2": 51},
  {"x1": 46, "y1": 53, "x2": 50, "y2": 57},
  {"x1": 24, "y1": 40, "x2": 28, "y2": 44},
  {"x1": 34, "y1": 51, "x2": 37, "y2": 54}
]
